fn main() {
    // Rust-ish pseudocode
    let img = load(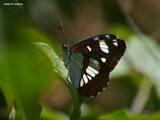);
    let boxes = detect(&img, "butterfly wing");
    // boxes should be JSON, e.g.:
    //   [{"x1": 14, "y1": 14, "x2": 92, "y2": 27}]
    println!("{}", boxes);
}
[
  {"x1": 68, "y1": 53, "x2": 83, "y2": 88},
  {"x1": 70, "y1": 34, "x2": 126, "y2": 97}
]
